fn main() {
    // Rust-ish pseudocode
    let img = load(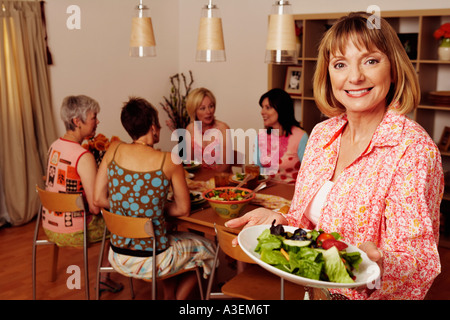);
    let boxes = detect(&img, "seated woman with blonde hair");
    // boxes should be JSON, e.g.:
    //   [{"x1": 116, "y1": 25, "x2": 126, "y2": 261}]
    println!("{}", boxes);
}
[{"x1": 185, "y1": 87, "x2": 232, "y2": 172}]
